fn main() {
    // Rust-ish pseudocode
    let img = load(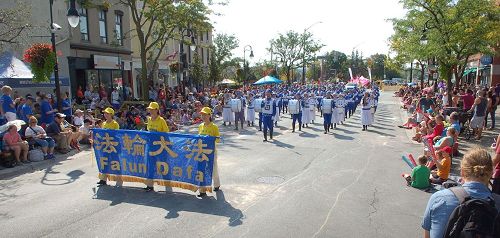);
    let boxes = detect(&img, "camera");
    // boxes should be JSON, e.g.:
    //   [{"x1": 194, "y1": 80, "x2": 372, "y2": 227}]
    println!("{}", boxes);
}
[{"x1": 52, "y1": 23, "x2": 62, "y2": 31}]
